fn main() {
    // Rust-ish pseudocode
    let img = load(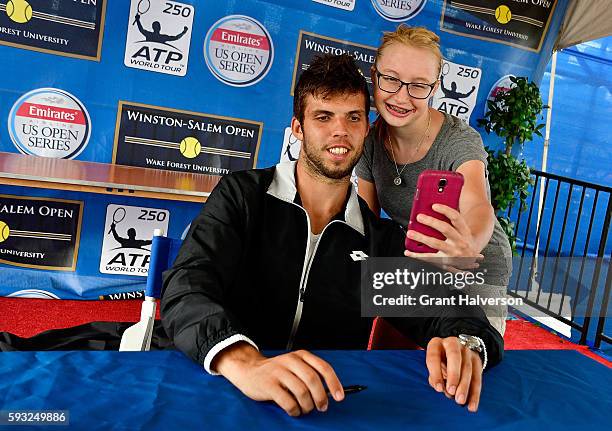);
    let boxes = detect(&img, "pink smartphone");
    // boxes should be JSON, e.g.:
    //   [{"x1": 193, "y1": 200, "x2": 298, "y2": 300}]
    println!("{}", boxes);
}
[{"x1": 405, "y1": 170, "x2": 464, "y2": 253}]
